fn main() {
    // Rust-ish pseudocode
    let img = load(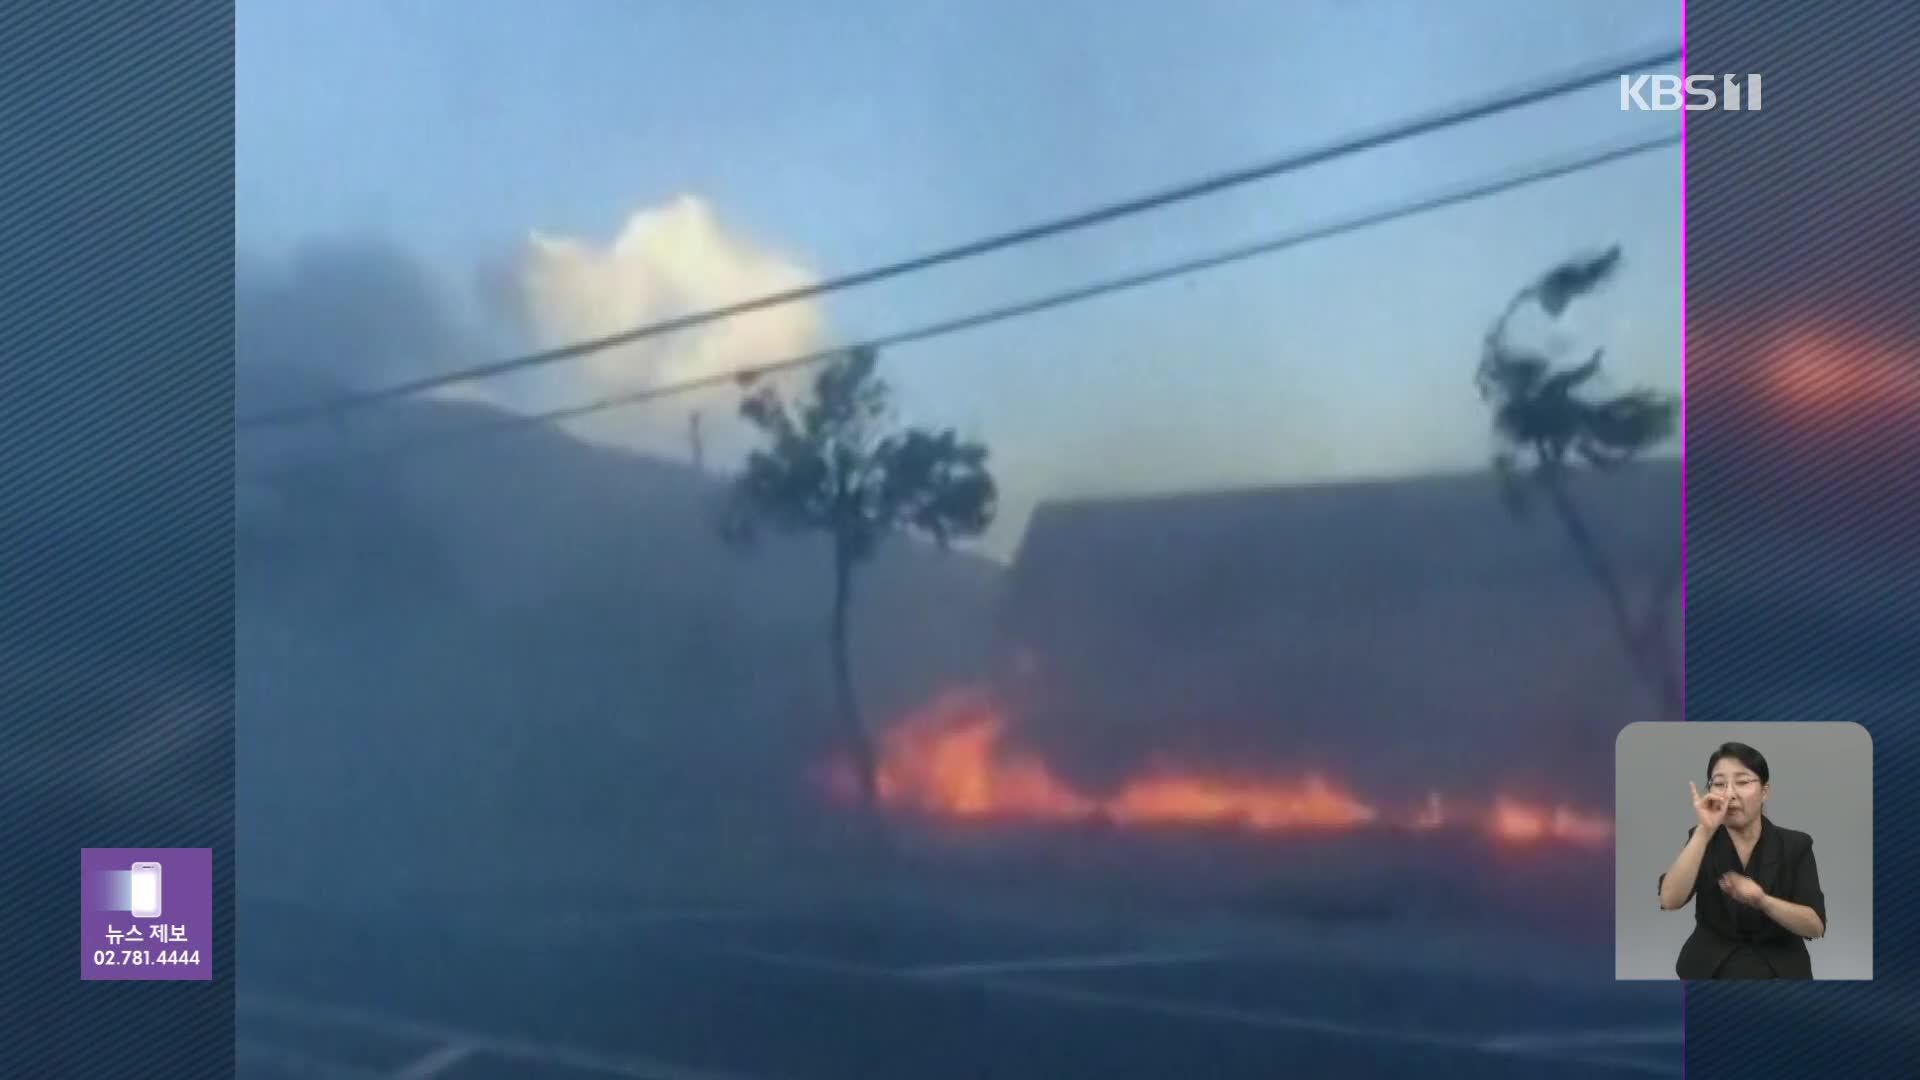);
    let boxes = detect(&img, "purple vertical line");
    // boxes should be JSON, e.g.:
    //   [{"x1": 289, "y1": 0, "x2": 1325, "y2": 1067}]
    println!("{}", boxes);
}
[{"x1": 1678, "y1": 2, "x2": 1690, "y2": 1078}]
